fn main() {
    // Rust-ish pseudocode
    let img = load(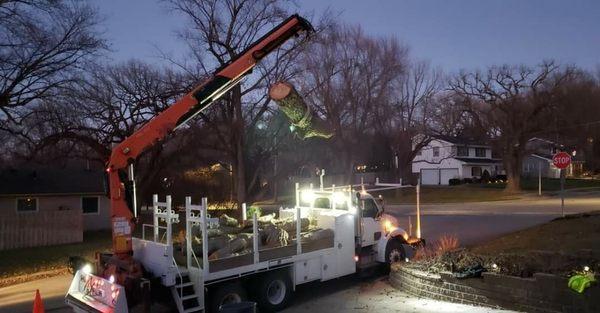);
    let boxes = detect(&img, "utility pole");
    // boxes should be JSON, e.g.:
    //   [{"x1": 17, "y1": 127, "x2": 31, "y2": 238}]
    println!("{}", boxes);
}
[{"x1": 416, "y1": 177, "x2": 421, "y2": 239}]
